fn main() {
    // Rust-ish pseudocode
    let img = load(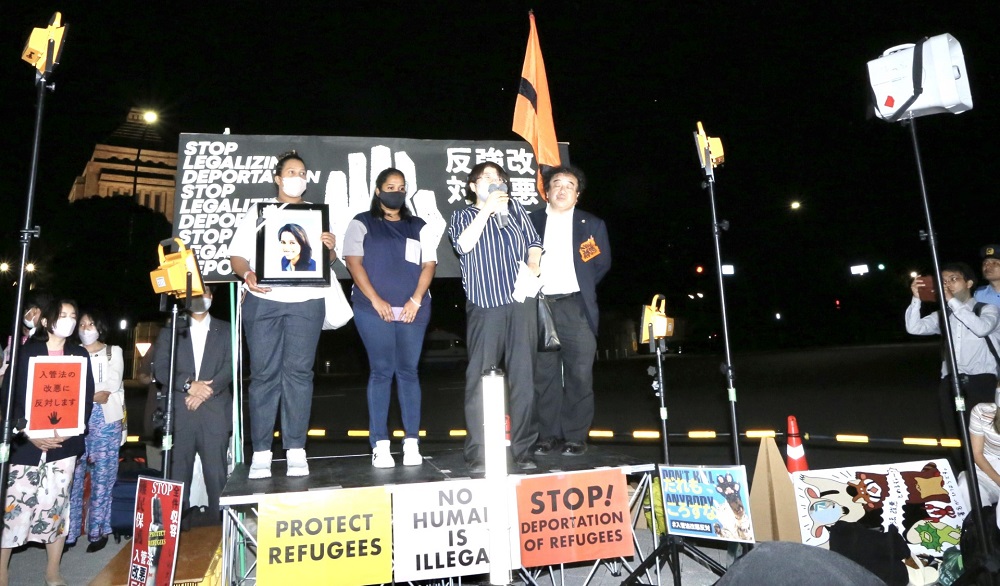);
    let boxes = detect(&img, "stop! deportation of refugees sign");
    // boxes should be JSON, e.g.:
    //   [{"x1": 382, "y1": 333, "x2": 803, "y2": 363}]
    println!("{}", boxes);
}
[{"x1": 515, "y1": 468, "x2": 632, "y2": 567}]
